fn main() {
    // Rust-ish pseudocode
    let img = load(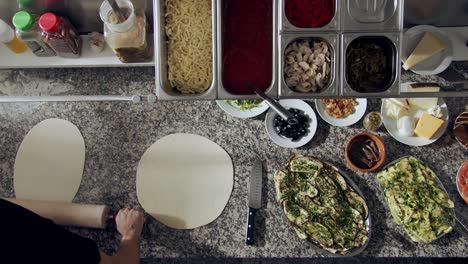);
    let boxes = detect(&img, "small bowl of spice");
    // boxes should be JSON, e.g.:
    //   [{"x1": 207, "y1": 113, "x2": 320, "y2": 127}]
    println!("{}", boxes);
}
[{"x1": 345, "y1": 132, "x2": 385, "y2": 173}]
